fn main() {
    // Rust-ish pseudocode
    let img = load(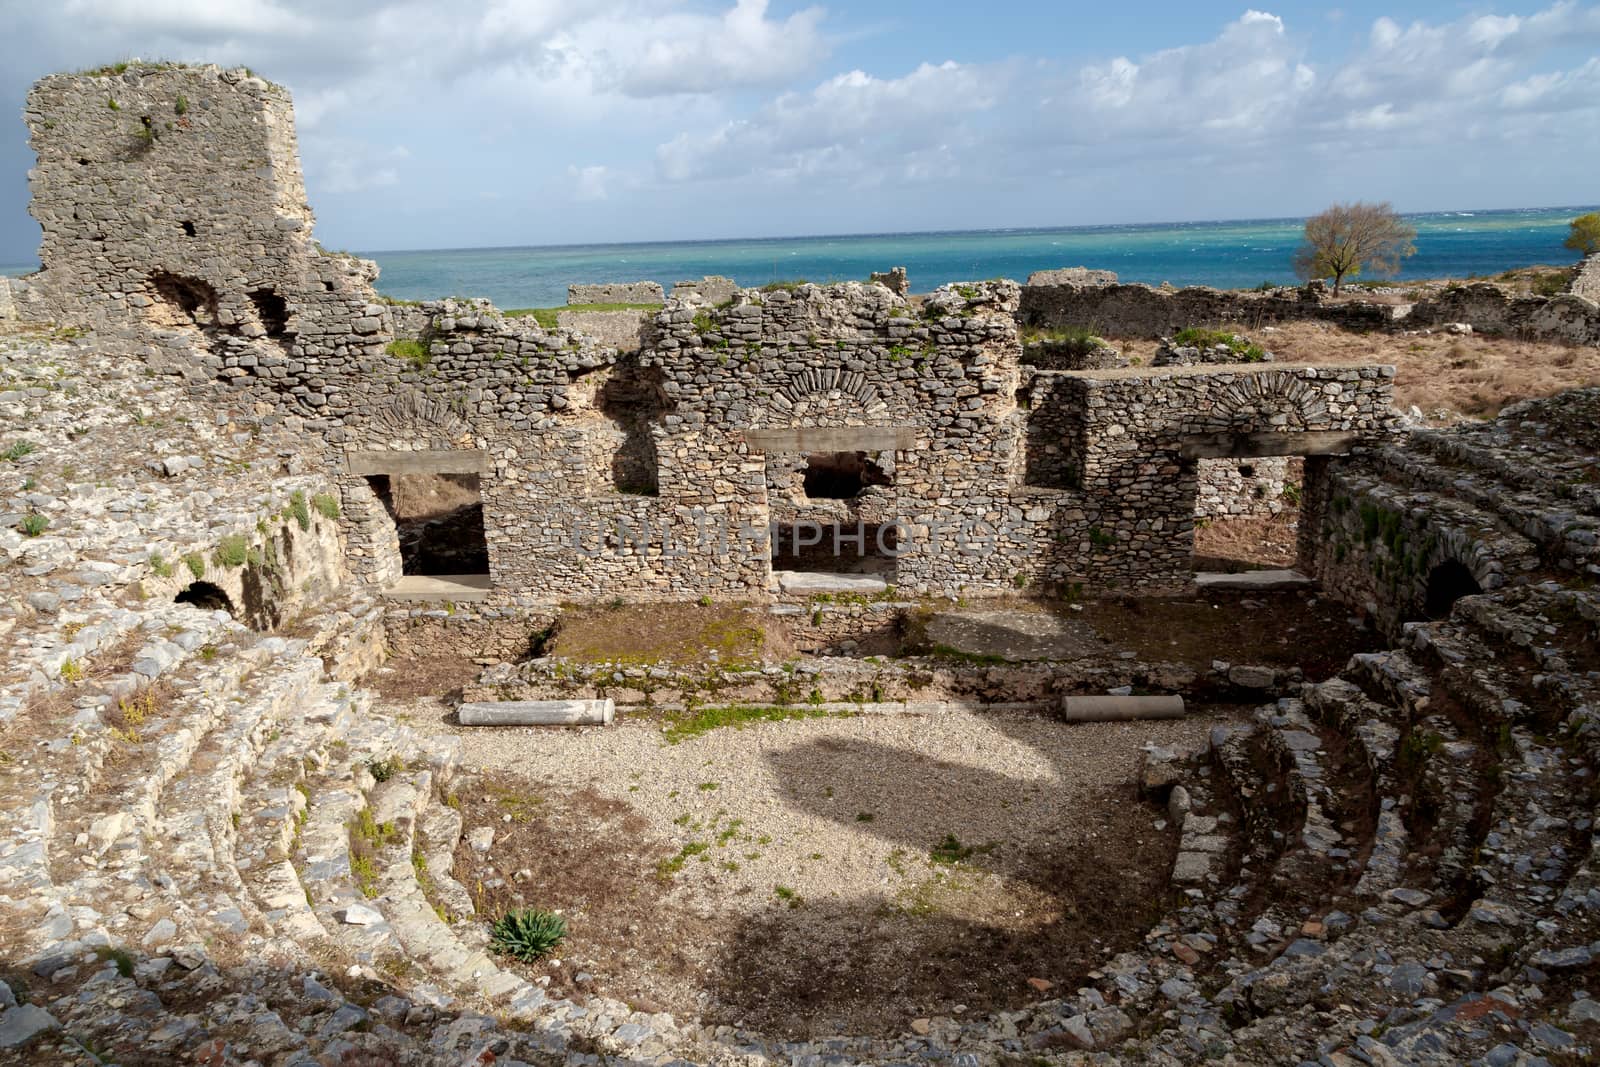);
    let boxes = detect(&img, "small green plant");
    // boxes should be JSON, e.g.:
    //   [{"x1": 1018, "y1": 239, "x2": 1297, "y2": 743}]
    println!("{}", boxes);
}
[
  {"x1": 174, "y1": 94, "x2": 188, "y2": 115},
  {"x1": 1, "y1": 441, "x2": 35, "y2": 462},
  {"x1": 773, "y1": 884, "x2": 802, "y2": 908},
  {"x1": 19, "y1": 513, "x2": 48, "y2": 537},
  {"x1": 490, "y1": 907, "x2": 568, "y2": 962},
  {"x1": 1088, "y1": 526, "x2": 1115, "y2": 548},
  {"x1": 367, "y1": 756, "x2": 404, "y2": 783},
  {"x1": 212, "y1": 534, "x2": 255, "y2": 568},
  {"x1": 148, "y1": 551, "x2": 174, "y2": 578},
  {"x1": 656, "y1": 841, "x2": 710, "y2": 879},
  {"x1": 59, "y1": 658, "x2": 84, "y2": 683},
  {"x1": 1172, "y1": 326, "x2": 1268, "y2": 362},
  {"x1": 930, "y1": 832, "x2": 994, "y2": 865},
  {"x1": 385, "y1": 338, "x2": 431, "y2": 368},
  {"x1": 94, "y1": 945, "x2": 135, "y2": 978},
  {"x1": 183, "y1": 552, "x2": 205, "y2": 579},
  {"x1": 350, "y1": 852, "x2": 380, "y2": 898},
  {"x1": 107, "y1": 97, "x2": 120, "y2": 111},
  {"x1": 288, "y1": 490, "x2": 311, "y2": 531},
  {"x1": 311, "y1": 492, "x2": 340, "y2": 520}
]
